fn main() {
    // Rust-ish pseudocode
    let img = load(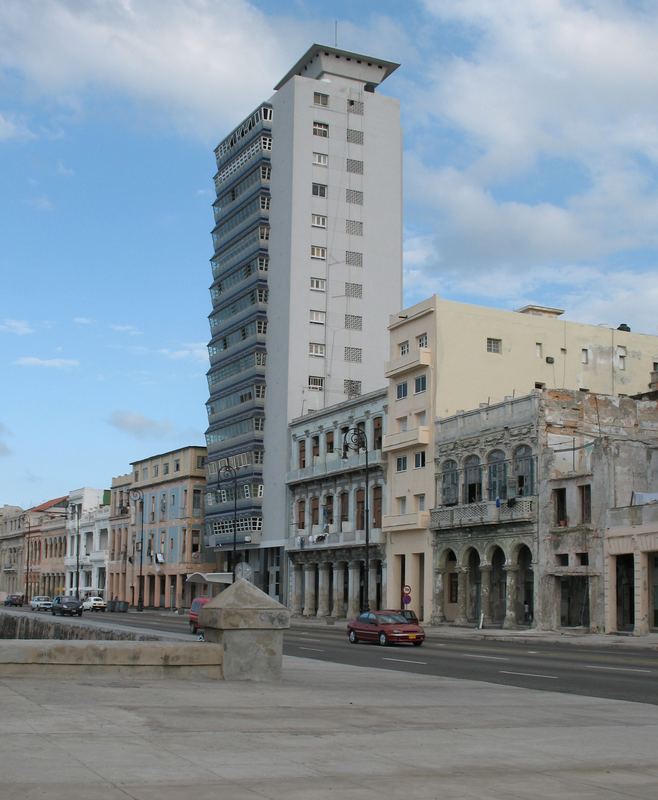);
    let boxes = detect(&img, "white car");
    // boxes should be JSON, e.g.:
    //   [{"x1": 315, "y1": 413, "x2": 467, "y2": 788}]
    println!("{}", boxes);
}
[
  {"x1": 30, "y1": 595, "x2": 52, "y2": 611},
  {"x1": 82, "y1": 596, "x2": 107, "y2": 612}
]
